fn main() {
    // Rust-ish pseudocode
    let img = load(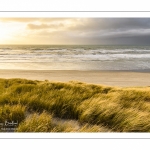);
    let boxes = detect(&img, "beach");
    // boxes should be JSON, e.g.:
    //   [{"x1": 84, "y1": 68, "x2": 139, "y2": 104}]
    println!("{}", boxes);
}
[{"x1": 0, "y1": 69, "x2": 150, "y2": 87}]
